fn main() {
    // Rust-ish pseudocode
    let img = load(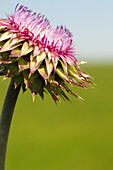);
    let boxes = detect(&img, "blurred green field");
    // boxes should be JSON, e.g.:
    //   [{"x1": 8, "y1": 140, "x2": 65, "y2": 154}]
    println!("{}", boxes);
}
[{"x1": 0, "y1": 64, "x2": 113, "y2": 170}]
